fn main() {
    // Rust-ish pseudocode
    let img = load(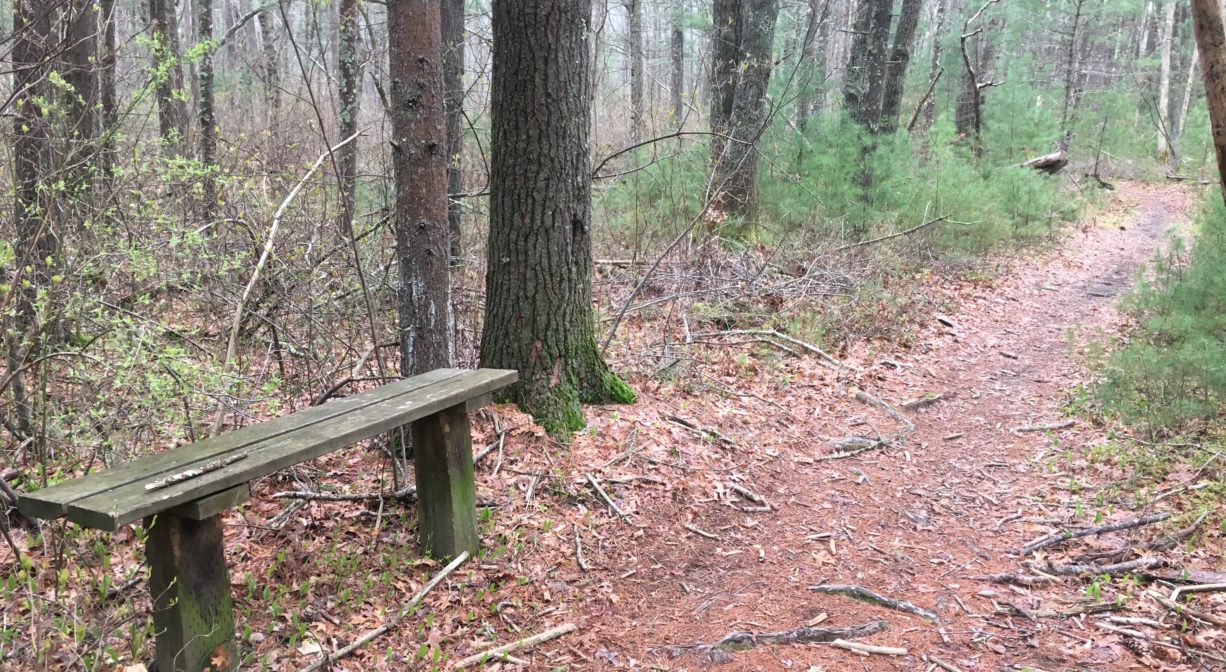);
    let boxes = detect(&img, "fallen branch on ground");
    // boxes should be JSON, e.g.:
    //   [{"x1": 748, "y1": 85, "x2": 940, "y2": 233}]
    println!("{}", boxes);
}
[
  {"x1": 817, "y1": 437, "x2": 887, "y2": 461},
  {"x1": 688, "y1": 329, "x2": 854, "y2": 371},
  {"x1": 653, "y1": 620, "x2": 888, "y2": 656},
  {"x1": 663, "y1": 413, "x2": 733, "y2": 445},
  {"x1": 1147, "y1": 589, "x2": 1226, "y2": 626},
  {"x1": 829, "y1": 639, "x2": 907, "y2": 656},
  {"x1": 586, "y1": 474, "x2": 631, "y2": 523},
  {"x1": 1044, "y1": 556, "x2": 1167, "y2": 577},
  {"x1": 1076, "y1": 511, "x2": 1207, "y2": 564},
  {"x1": 453, "y1": 623, "x2": 577, "y2": 669},
  {"x1": 729, "y1": 483, "x2": 767, "y2": 507},
  {"x1": 810, "y1": 584, "x2": 939, "y2": 623},
  {"x1": 1011, "y1": 419, "x2": 1075, "y2": 433},
  {"x1": 831, "y1": 215, "x2": 950, "y2": 254},
  {"x1": 900, "y1": 392, "x2": 947, "y2": 411},
  {"x1": 1019, "y1": 512, "x2": 1171, "y2": 555},
  {"x1": 854, "y1": 389, "x2": 915, "y2": 433},
  {"x1": 924, "y1": 655, "x2": 965, "y2": 672},
  {"x1": 298, "y1": 551, "x2": 468, "y2": 672},
  {"x1": 970, "y1": 572, "x2": 1055, "y2": 587}
]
